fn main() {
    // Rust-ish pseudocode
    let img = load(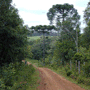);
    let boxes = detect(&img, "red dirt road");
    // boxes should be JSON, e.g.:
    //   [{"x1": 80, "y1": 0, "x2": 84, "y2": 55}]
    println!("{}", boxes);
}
[
  {"x1": 22, "y1": 60, "x2": 85, "y2": 90},
  {"x1": 37, "y1": 67, "x2": 85, "y2": 90}
]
